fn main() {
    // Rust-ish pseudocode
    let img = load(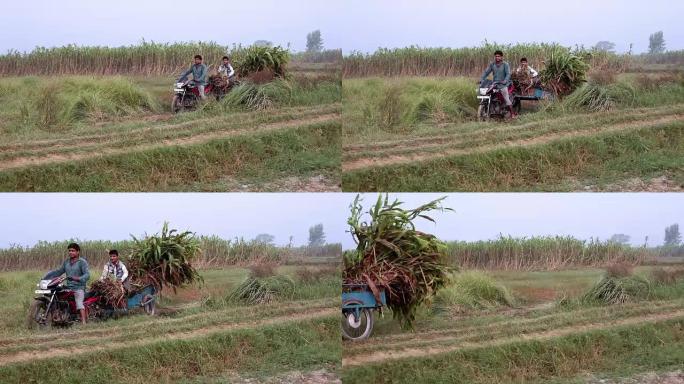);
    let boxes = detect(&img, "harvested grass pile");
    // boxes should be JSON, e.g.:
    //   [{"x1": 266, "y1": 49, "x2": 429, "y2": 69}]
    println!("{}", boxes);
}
[
  {"x1": 228, "y1": 274, "x2": 295, "y2": 305},
  {"x1": 219, "y1": 80, "x2": 292, "y2": 110},
  {"x1": 582, "y1": 269, "x2": 650, "y2": 305},
  {"x1": 563, "y1": 82, "x2": 636, "y2": 112},
  {"x1": 540, "y1": 49, "x2": 590, "y2": 96},
  {"x1": 344, "y1": 195, "x2": 453, "y2": 329},
  {"x1": 235, "y1": 45, "x2": 289, "y2": 78},
  {"x1": 126, "y1": 222, "x2": 203, "y2": 293},
  {"x1": 433, "y1": 271, "x2": 515, "y2": 314},
  {"x1": 90, "y1": 279, "x2": 126, "y2": 308}
]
